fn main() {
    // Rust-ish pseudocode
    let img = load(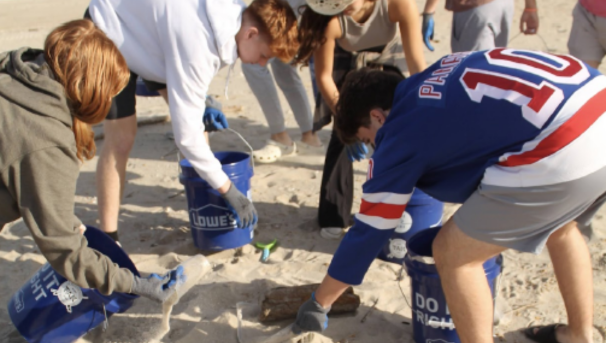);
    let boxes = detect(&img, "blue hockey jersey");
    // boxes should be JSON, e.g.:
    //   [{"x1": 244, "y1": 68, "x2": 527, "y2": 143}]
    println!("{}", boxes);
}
[{"x1": 329, "y1": 48, "x2": 606, "y2": 285}]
